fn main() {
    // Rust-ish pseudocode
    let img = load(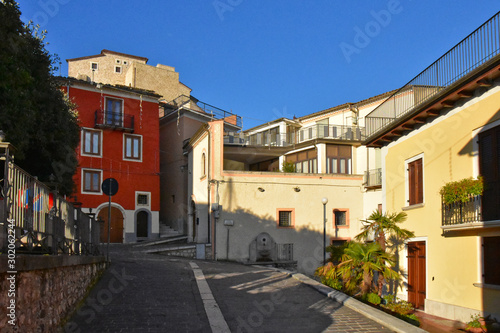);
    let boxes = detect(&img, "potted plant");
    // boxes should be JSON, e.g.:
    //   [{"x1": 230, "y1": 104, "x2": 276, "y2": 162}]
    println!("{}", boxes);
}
[
  {"x1": 465, "y1": 314, "x2": 486, "y2": 333},
  {"x1": 439, "y1": 177, "x2": 483, "y2": 205}
]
